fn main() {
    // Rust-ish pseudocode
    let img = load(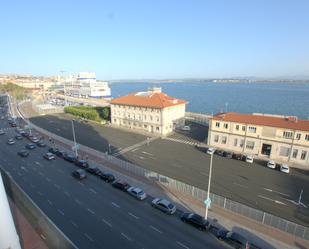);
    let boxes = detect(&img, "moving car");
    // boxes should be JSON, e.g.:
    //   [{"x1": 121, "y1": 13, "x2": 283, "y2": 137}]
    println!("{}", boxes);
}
[
  {"x1": 127, "y1": 187, "x2": 147, "y2": 200},
  {"x1": 25, "y1": 143, "x2": 36, "y2": 150},
  {"x1": 218, "y1": 230, "x2": 261, "y2": 249},
  {"x1": 0, "y1": 129, "x2": 5, "y2": 135},
  {"x1": 267, "y1": 160, "x2": 276, "y2": 169},
  {"x1": 7, "y1": 138, "x2": 15, "y2": 145},
  {"x1": 112, "y1": 180, "x2": 130, "y2": 191},
  {"x1": 15, "y1": 134, "x2": 23, "y2": 140},
  {"x1": 99, "y1": 173, "x2": 115, "y2": 183},
  {"x1": 72, "y1": 169, "x2": 87, "y2": 180},
  {"x1": 30, "y1": 136, "x2": 40, "y2": 143},
  {"x1": 75, "y1": 159, "x2": 89, "y2": 168},
  {"x1": 280, "y1": 164, "x2": 290, "y2": 173},
  {"x1": 207, "y1": 147, "x2": 216, "y2": 155},
  {"x1": 245, "y1": 155, "x2": 254, "y2": 164},
  {"x1": 18, "y1": 150, "x2": 29, "y2": 157},
  {"x1": 181, "y1": 212, "x2": 210, "y2": 230},
  {"x1": 151, "y1": 198, "x2": 177, "y2": 214},
  {"x1": 43, "y1": 152, "x2": 55, "y2": 160}
]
